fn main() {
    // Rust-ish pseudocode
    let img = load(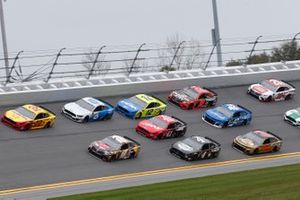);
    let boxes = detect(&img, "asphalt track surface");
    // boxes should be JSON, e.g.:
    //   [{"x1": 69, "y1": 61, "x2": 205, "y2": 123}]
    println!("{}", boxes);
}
[{"x1": 0, "y1": 81, "x2": 299, "y2": 190}]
